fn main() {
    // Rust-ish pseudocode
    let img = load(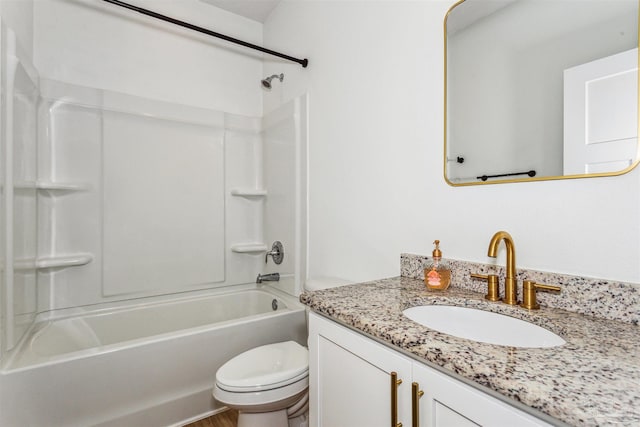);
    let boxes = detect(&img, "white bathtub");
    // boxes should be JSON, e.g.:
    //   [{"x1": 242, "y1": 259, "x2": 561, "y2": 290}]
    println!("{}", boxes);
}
[{"x1": 0, "y1": 286, "x2": 307, "y2": 427}]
